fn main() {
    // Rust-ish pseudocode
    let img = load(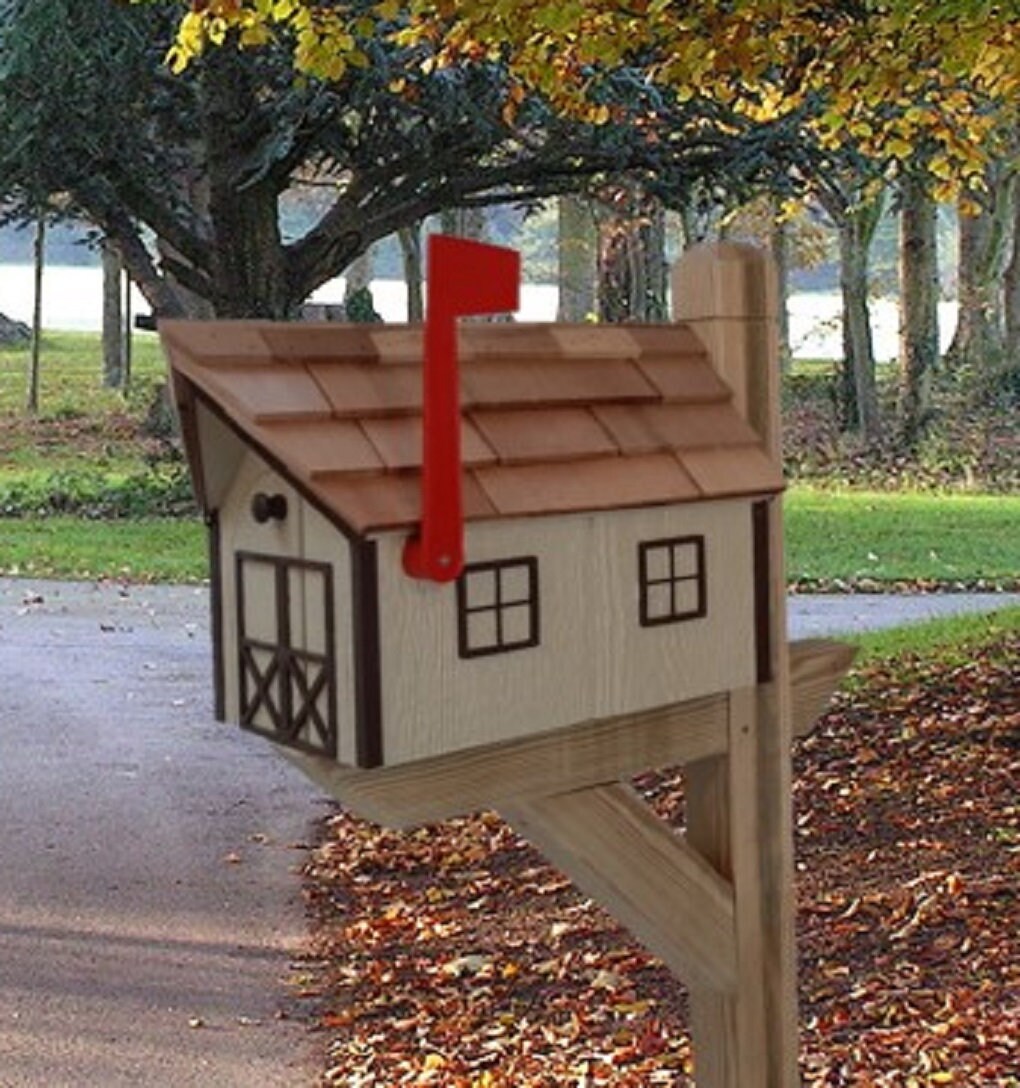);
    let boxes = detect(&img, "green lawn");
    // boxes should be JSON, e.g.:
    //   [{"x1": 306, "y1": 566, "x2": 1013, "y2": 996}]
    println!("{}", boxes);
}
[
  {"x1": 0, "y1": 488, "x2": 1017, "y2": 589},
  {"x1": 0, "y1": 330, "x2": 167, "y2": 418},
  {"x1": 785, "y1": 488, "x2": 1020, "y2": 590},
  {"x1": 844, "y1": 605, "x2": 1020, "y2": 666},
  {"x1": 0, "y1": 517, "x2": 206, "y2": 583}
]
